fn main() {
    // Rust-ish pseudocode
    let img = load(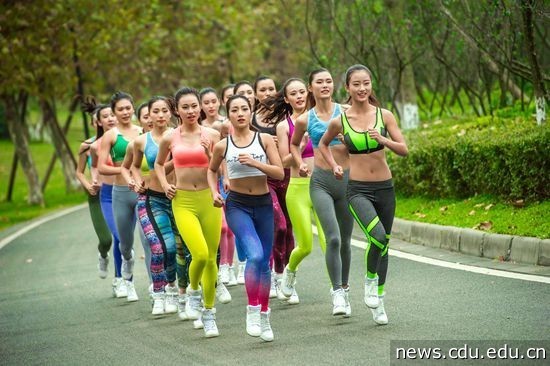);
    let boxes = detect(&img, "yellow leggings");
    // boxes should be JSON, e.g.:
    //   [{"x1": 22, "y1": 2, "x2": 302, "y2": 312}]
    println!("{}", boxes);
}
[
  {"x1": 286, "y1": 177, "x2": 326, "y2": 272},
  {"x1": 172, "y1": 188, "x2": 222, "y2": 308}
]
